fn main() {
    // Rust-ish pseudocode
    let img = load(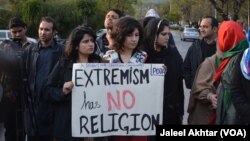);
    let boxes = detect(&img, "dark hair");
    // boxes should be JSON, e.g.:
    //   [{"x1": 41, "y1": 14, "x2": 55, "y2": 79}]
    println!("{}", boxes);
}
[
  {"x1": 40, "y1": 16, "x2": 57, "y2": 31},
  {"x1": 107, "y1": 8, "x2": 124, "y2": 18},
  {"x1": 64, "y1": 25, "x2": 100, "y2": 62},
  {"x1": 143, "y1": 18, "x2": 169, "y2": 53},
  {"x1": 142, "y1": 17, "x2": 156, "y2": 28},
  {"x1": 110, "y1": 16, "x2": 143, "y2": 53},
  {"x1": 202, "y1": 16, "x2": 218, "y2": 28},
  {"x1": 9, "y1": 17, "x2": 26, "y2": 28}
]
